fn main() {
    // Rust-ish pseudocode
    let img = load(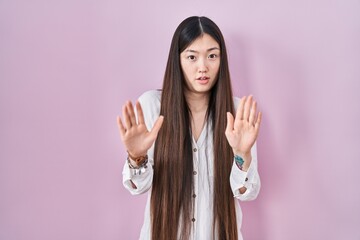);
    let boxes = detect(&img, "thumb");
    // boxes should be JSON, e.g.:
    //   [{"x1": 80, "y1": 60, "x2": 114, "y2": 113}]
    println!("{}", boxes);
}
[
  {"x1": 149, "y1": 115, "x2": 164, "y2": 140},
  {"x1": 225, "y1": 112, "x2": 234, "y2": 134}
]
